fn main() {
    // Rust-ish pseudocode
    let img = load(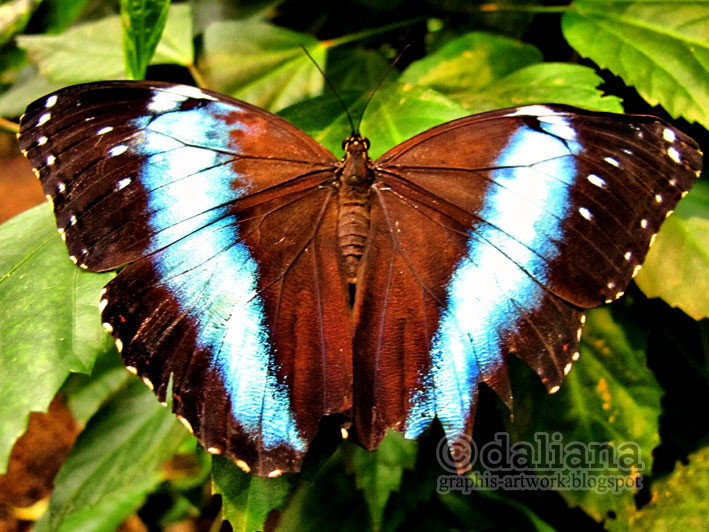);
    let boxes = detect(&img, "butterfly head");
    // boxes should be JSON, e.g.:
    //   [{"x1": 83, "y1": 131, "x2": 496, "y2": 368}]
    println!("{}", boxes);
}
[
  {"x1": 340, "y1": 134, "x2": 373, "y2": 186},
  {"x1": 342, "y1": 134, "x2": 370, "y2": 154}
]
